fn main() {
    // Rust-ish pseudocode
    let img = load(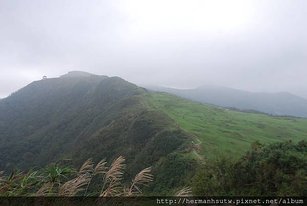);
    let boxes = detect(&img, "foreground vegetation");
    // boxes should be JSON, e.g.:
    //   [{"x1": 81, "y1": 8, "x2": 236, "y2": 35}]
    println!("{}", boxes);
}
[
  {"x1": 1, "y1": 141, "x2": 305, "y2": 196},
  {"x1": 193, "y1": 140, "x2": 307, "y2": 196},
  {"x1": 0, "y1": 156, "x2": 155, "y2": 196}
]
